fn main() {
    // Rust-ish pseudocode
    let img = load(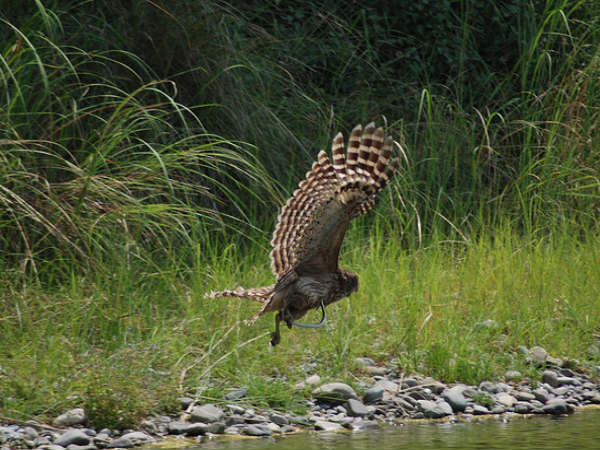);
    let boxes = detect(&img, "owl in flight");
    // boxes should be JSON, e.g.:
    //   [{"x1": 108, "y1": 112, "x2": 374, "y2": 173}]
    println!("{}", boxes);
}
[{"x1": 206, "y1": 122, "x2": 399, "y2": 345}]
